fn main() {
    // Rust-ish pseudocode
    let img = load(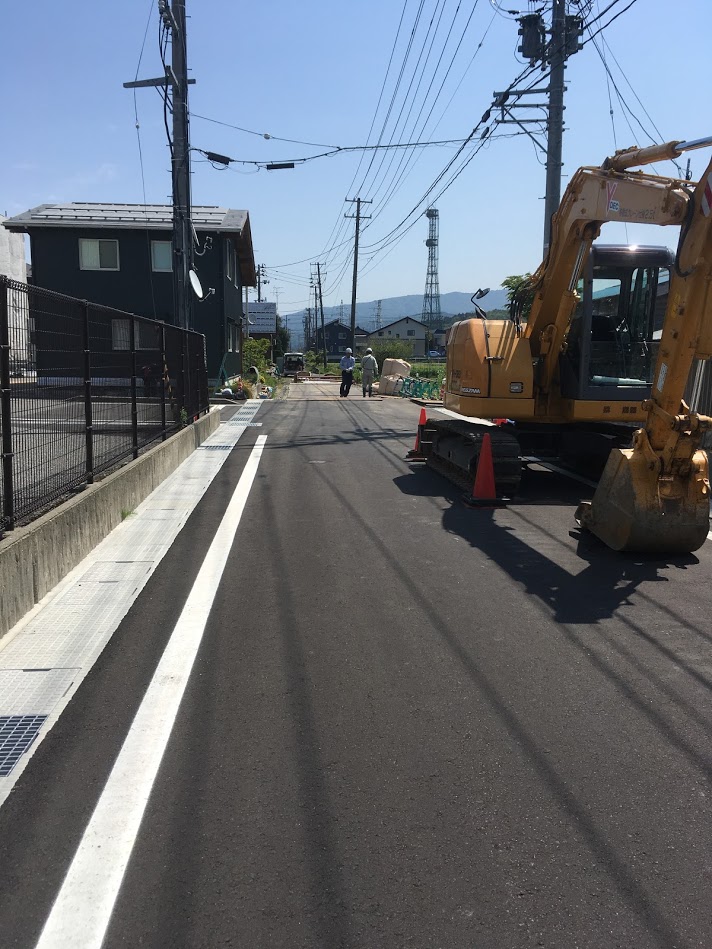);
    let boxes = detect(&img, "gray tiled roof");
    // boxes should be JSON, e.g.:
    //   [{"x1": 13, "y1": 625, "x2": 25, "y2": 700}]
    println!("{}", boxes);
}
[{"x1": 3, "y1": 203, "x2": 248, "y2": 233}]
